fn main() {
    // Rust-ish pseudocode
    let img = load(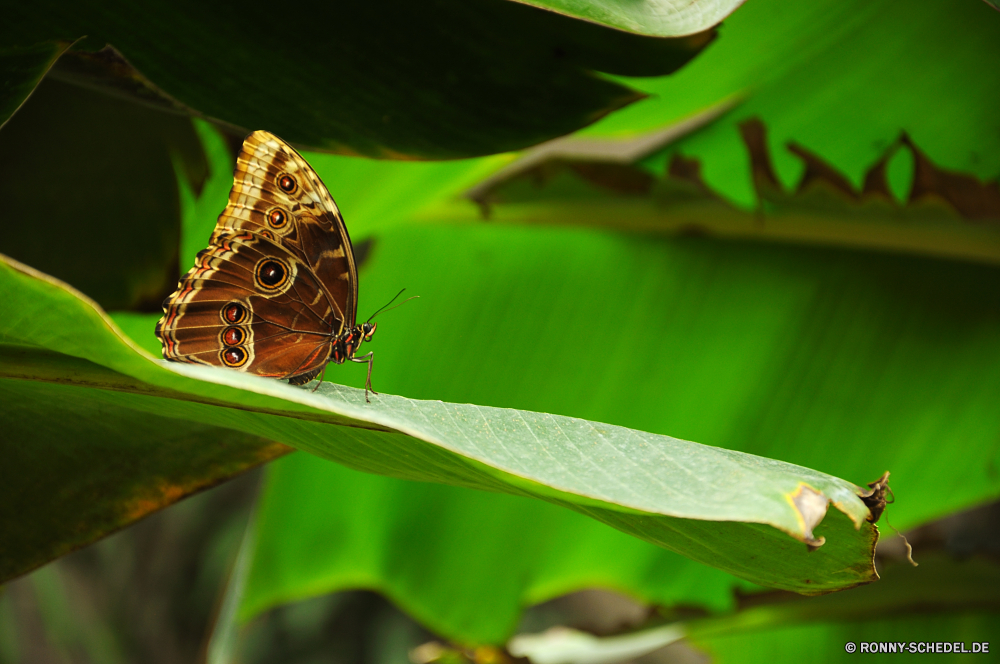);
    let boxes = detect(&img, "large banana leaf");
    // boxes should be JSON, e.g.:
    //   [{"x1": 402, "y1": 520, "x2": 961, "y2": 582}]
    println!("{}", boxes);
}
[
  {"x1": 230, "y1": 139, "x2": 1000, "y2": 644},
  {"x1": 509, "y1": 0, "x2": 745, "y2": 37},
  {"x1": 587, "y1": 0, "x2": 1000, "y2": 208},
  {"x1": 0, "y1": 253, "x2": 878, "y2": 593},
  {"x1": 6, "y1": 0, "x2": 1000, "y2": 640},
  {"x1": 0, "y1": 0, "x2": 731, "y2": 159}
]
